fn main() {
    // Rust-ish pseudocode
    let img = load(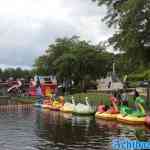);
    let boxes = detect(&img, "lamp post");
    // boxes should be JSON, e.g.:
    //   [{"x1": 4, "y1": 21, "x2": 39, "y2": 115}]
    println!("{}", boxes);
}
[
  {"x1": 112, "y1": 55, "x2": 115, "y2": 74},
  {"x1": 146, "y1": 81, "x2": 150, "y2": 107},
  {"x1": 113, "y1": 62, "x2": 115, "y2": 74}
]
